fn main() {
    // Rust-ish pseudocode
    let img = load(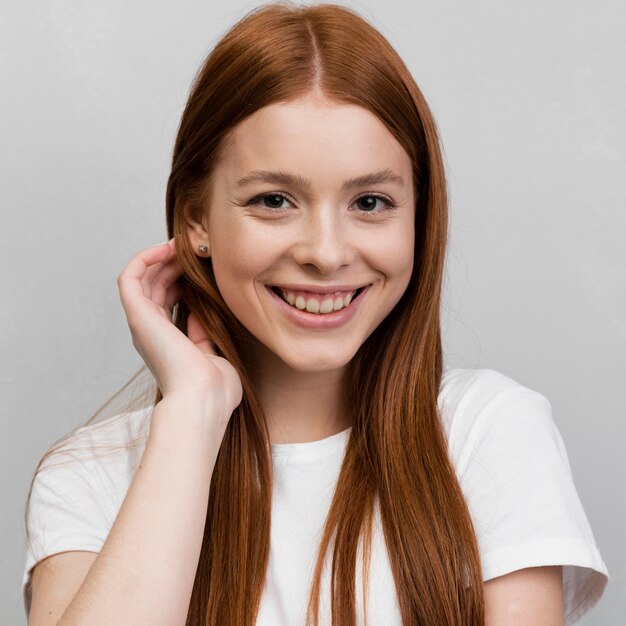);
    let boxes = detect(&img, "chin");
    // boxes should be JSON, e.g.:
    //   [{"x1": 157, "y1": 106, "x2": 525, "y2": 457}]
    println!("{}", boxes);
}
[{"x1": 273, "y1": 345, "x2": 358, "y2": 374}]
